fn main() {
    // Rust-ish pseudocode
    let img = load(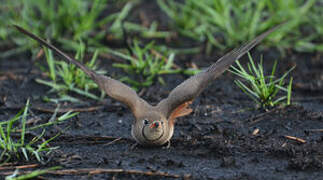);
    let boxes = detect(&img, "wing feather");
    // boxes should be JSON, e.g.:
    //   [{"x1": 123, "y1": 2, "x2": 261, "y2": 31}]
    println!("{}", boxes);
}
[
  {"x1": 14, "y1": 25, "x2": 148, "y2": 118},
  {"x1": 157, "y1": 23, "x2": 285, "y2": 118}
]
